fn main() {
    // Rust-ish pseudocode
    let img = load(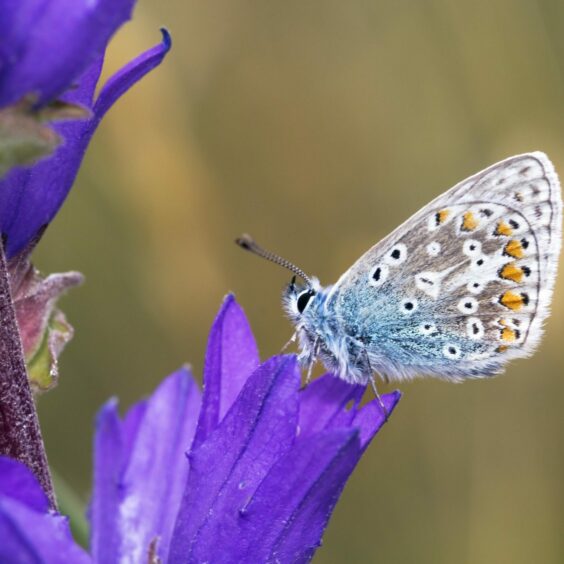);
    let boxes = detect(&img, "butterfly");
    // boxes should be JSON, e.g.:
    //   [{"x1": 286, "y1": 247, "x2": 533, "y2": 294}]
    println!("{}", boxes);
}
[{"x1": 237, "y1": 152, "x2": 562, "y2": 390}]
